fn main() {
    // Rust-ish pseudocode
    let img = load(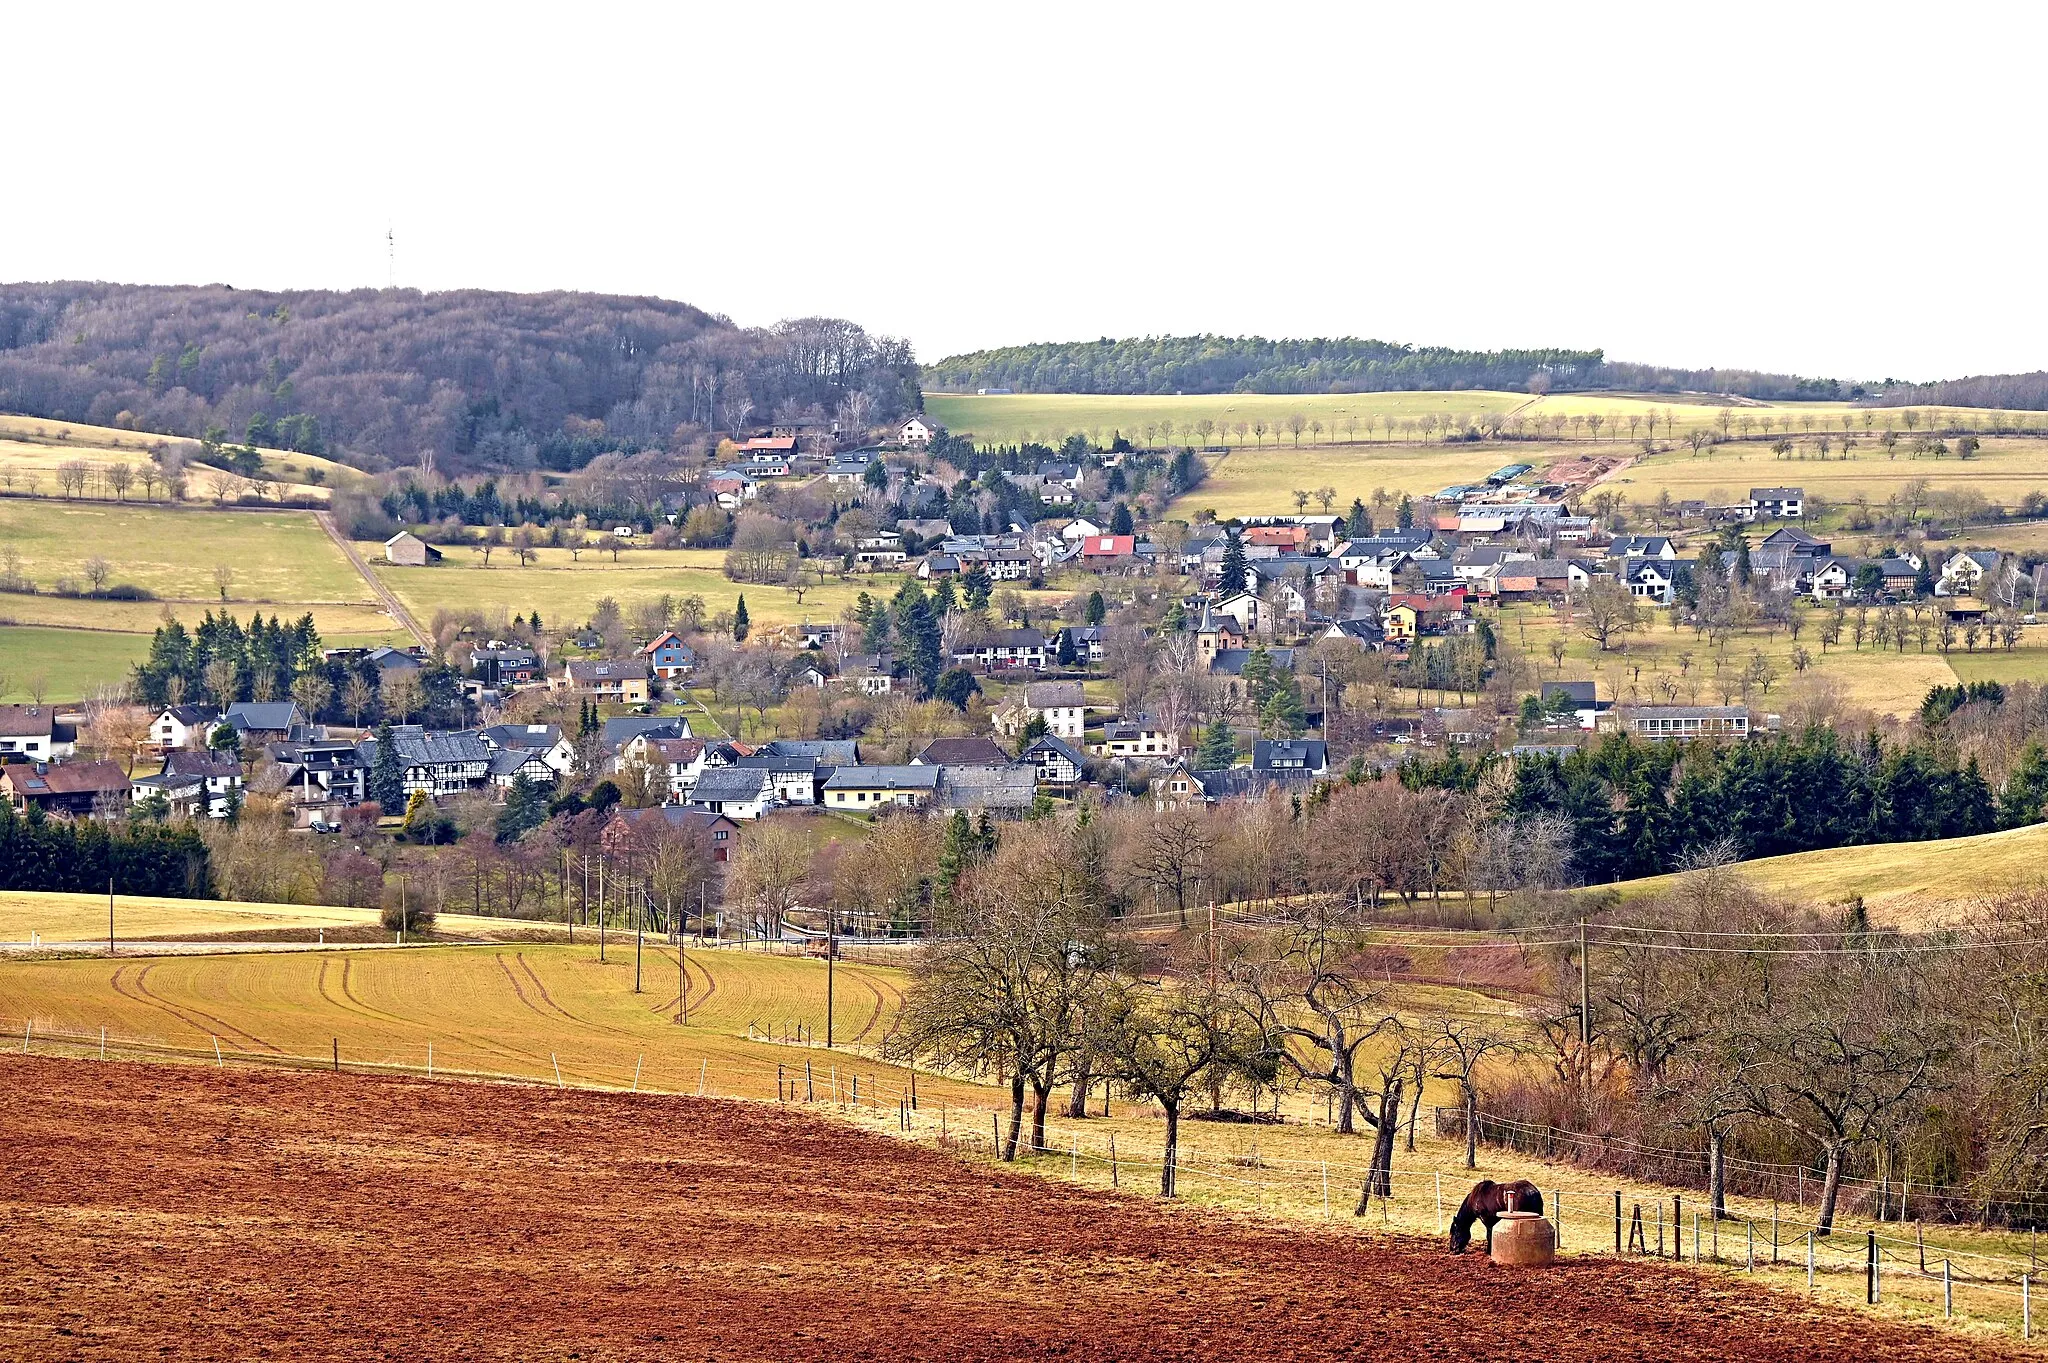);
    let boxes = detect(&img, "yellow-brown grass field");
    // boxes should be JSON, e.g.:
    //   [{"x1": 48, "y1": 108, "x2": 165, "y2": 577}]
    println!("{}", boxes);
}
[
  {"x1": 0, "y1": 412, "x2": 363, "y2": 501},
  {"x1": 1497, "y1": 602, "x2": 1989, "y2": 722},
  {"x1": 1605, "y1": 437, "x2": 2048, "y2": 510},
  {"x1": 1603, "y1": 822, "x2": 2048, "y2": 929},
  {"x1": 365, "y1": 542, "x2": 915, "y2": 631}
]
